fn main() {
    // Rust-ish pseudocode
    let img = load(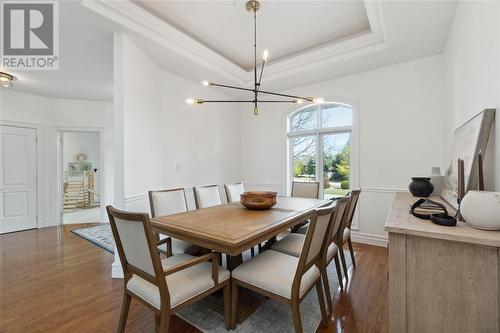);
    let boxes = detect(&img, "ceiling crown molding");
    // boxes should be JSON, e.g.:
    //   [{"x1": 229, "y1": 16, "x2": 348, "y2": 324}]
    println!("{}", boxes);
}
[{"x1": 82, "y1": 0, "x2": 386, "y2": 86}]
